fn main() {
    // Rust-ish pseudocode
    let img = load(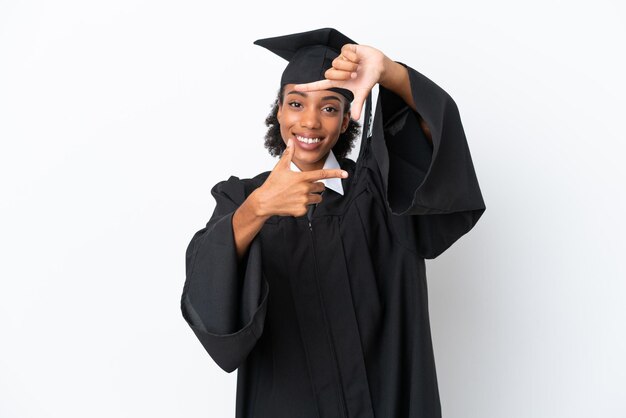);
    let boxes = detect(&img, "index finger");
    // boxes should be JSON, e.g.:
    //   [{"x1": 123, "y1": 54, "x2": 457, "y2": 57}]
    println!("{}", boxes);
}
[
  {"x1": 293, "y1": 79, "x2": 335, "y2": 93},
  {"x1": 300, "y1": 168, "x2": 348, "y2": 182}
]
